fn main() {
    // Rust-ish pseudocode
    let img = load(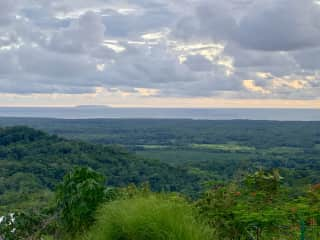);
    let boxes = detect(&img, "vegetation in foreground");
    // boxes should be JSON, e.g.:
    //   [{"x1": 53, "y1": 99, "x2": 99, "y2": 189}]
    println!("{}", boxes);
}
[
  {"x1": 82, "y1": 196, "x2": 213, "y2": 240},
  {"x1": 1, "y1": 124, "x2": 320, "y2": 239},
  {"x1": 1, "y1": 167, "x2": 320, "y2": 240}
]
